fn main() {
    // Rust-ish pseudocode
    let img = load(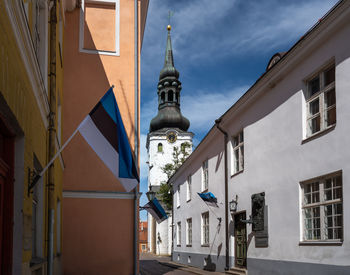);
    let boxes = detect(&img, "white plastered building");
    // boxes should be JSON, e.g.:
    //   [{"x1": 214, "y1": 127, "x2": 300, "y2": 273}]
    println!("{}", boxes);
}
[{"x1": 169, "y1": 1, "x2": 350, "y2": 274}]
